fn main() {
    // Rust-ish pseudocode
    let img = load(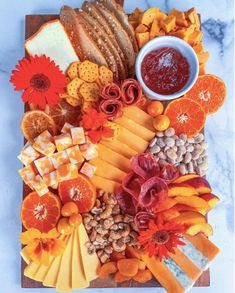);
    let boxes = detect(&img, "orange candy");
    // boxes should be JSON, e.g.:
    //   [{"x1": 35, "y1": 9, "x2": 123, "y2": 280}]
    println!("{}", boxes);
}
[
  {"x1": 152, "y1": 114, "x2": 170, "y2": 131},
  {"x1": 147, "y1": 101, "x2": 164, "y2": 117}
]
